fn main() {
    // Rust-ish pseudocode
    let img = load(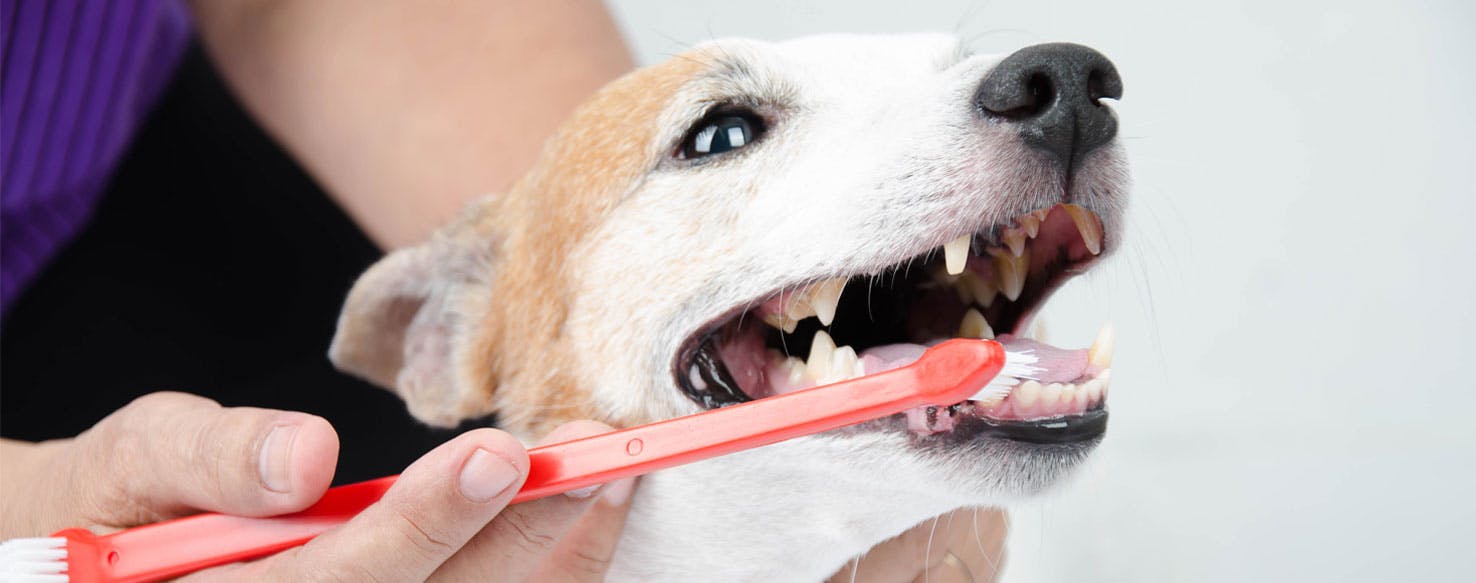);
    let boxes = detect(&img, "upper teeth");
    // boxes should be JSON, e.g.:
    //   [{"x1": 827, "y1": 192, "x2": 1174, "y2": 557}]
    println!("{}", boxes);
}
[
  {"x1": 1062, "y1": 204, "x2": 1103, "y2": 256},
  {"x1": 991, "y1": 248, "x2": 1029, "y2": 302},
  {"x1": 943, "y1": 235, "x2": 971, "y2": 275},
  {"x1": 757, "y1": 205, "x2": 1106, "y2": 338},
  {"x1": 810, "y1": 278, "x2": 846, "y2": 326},
  {"x1": 761, "y1": 277, "x2": 847, "y2": 332}
]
